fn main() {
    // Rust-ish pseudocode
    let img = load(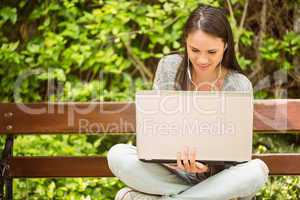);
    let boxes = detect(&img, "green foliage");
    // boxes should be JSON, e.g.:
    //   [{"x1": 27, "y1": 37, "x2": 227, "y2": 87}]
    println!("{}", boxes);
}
[
  {"x1": 282, "y1": 32, "x2": 300, "y2": 56},
  {"x1": 14, "y1": 177, "x2": 126, "y2": 200},
  {"x1": 259, "y1": 31, "x2": 300, "y2": 71},
  {"x1": 0, "y1": 6, "x2": 17, "y2": 24},
  {"x1": 253, "y1": 134, "x2": 300, "y2": 199},
  {"x1": 0, "y1": 0, "x2": 299, "y2": 199}
]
